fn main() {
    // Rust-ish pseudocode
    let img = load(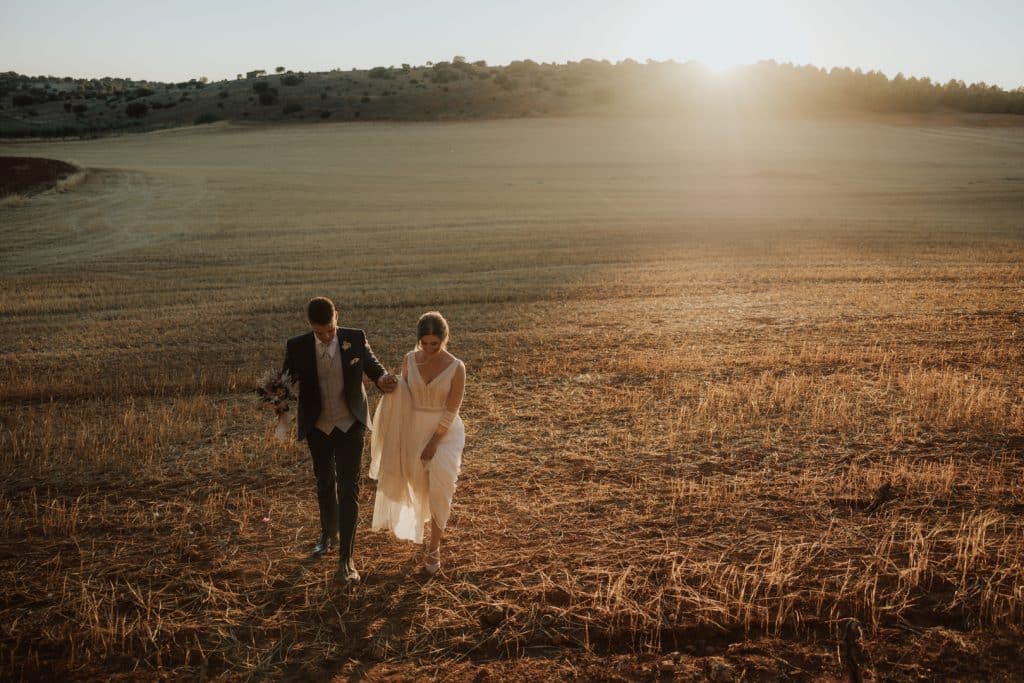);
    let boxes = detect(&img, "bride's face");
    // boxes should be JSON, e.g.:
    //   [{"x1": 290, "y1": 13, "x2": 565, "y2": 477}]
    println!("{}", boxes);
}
[{"x1": 419, "y1": 334, "x2": 443, "y2": 356}]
